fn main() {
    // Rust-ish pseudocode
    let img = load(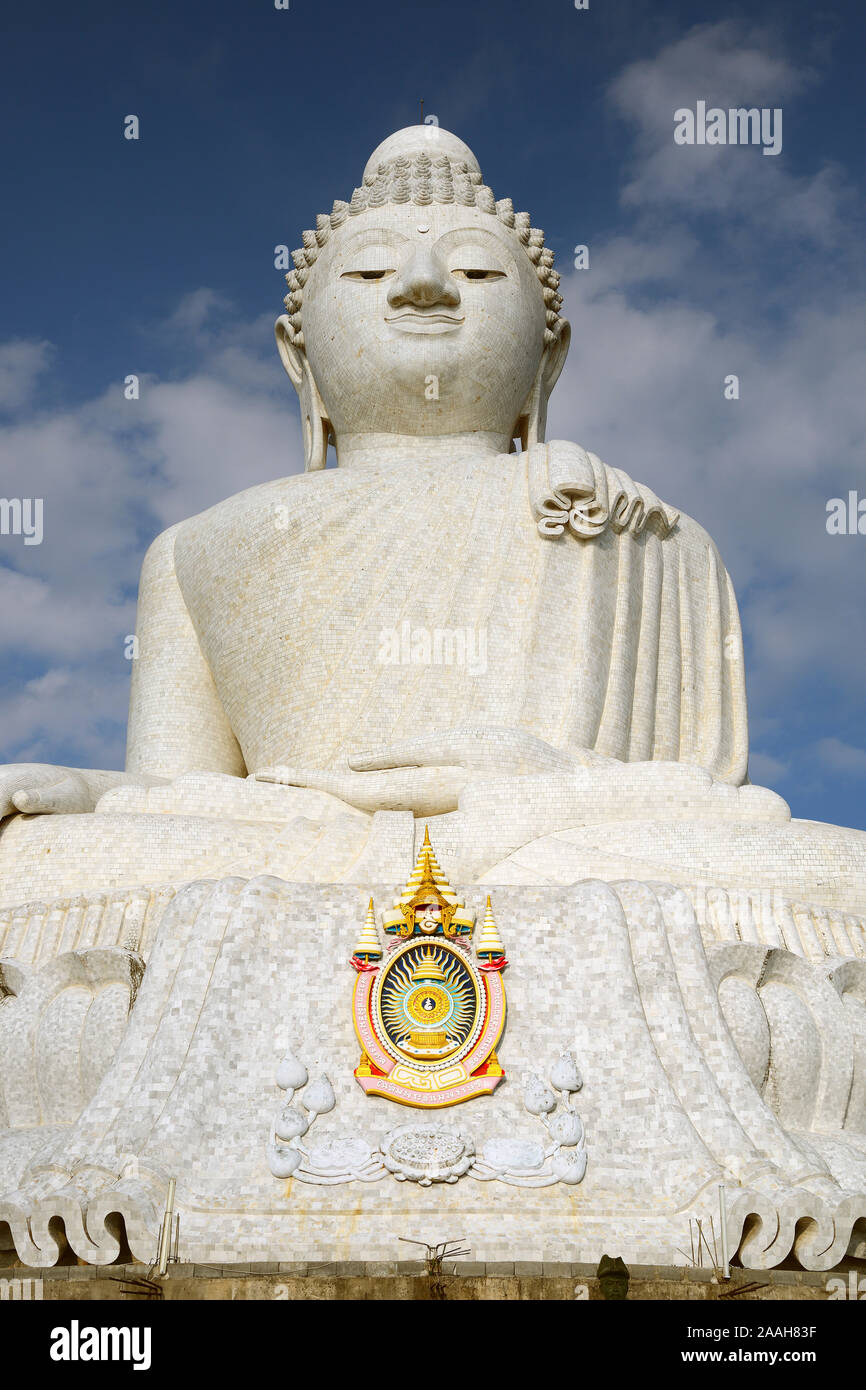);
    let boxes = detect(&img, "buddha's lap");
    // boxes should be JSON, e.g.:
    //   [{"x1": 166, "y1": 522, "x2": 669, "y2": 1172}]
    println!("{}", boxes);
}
[
  {"x1": 2, "y1": 801, "x2": 865, "y2": 928},
  {"x1": 0, "y1": 807, "x2": 370, "y2": 911}
]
